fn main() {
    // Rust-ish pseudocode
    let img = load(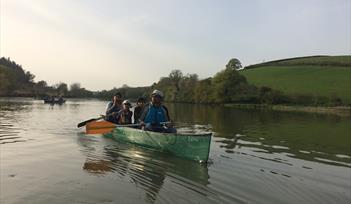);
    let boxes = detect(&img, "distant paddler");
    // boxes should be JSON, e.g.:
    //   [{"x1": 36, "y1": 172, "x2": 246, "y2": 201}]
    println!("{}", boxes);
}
[
  {"x1": 105, "y1": 92, "x2": 123, "y2": 124},
  {"x1": 139, "y1": 90, "x2": 176, "y2": 133}
]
